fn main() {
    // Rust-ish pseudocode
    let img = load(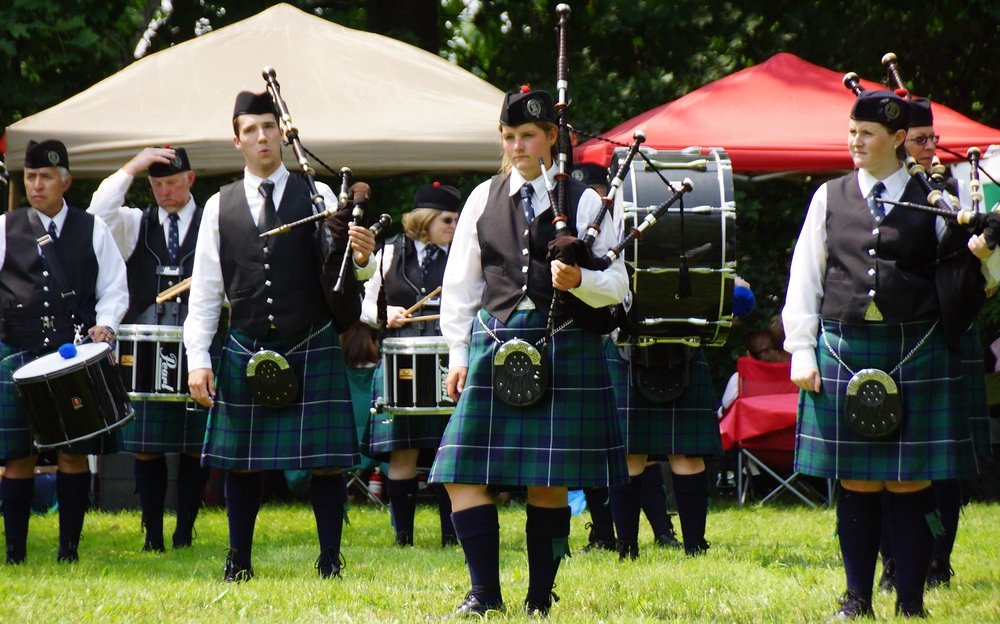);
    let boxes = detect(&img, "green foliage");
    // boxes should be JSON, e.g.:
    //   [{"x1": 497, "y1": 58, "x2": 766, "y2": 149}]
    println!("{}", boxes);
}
[{"x1": 1, "y1": 502, "x2": 998, "y2": 621}]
